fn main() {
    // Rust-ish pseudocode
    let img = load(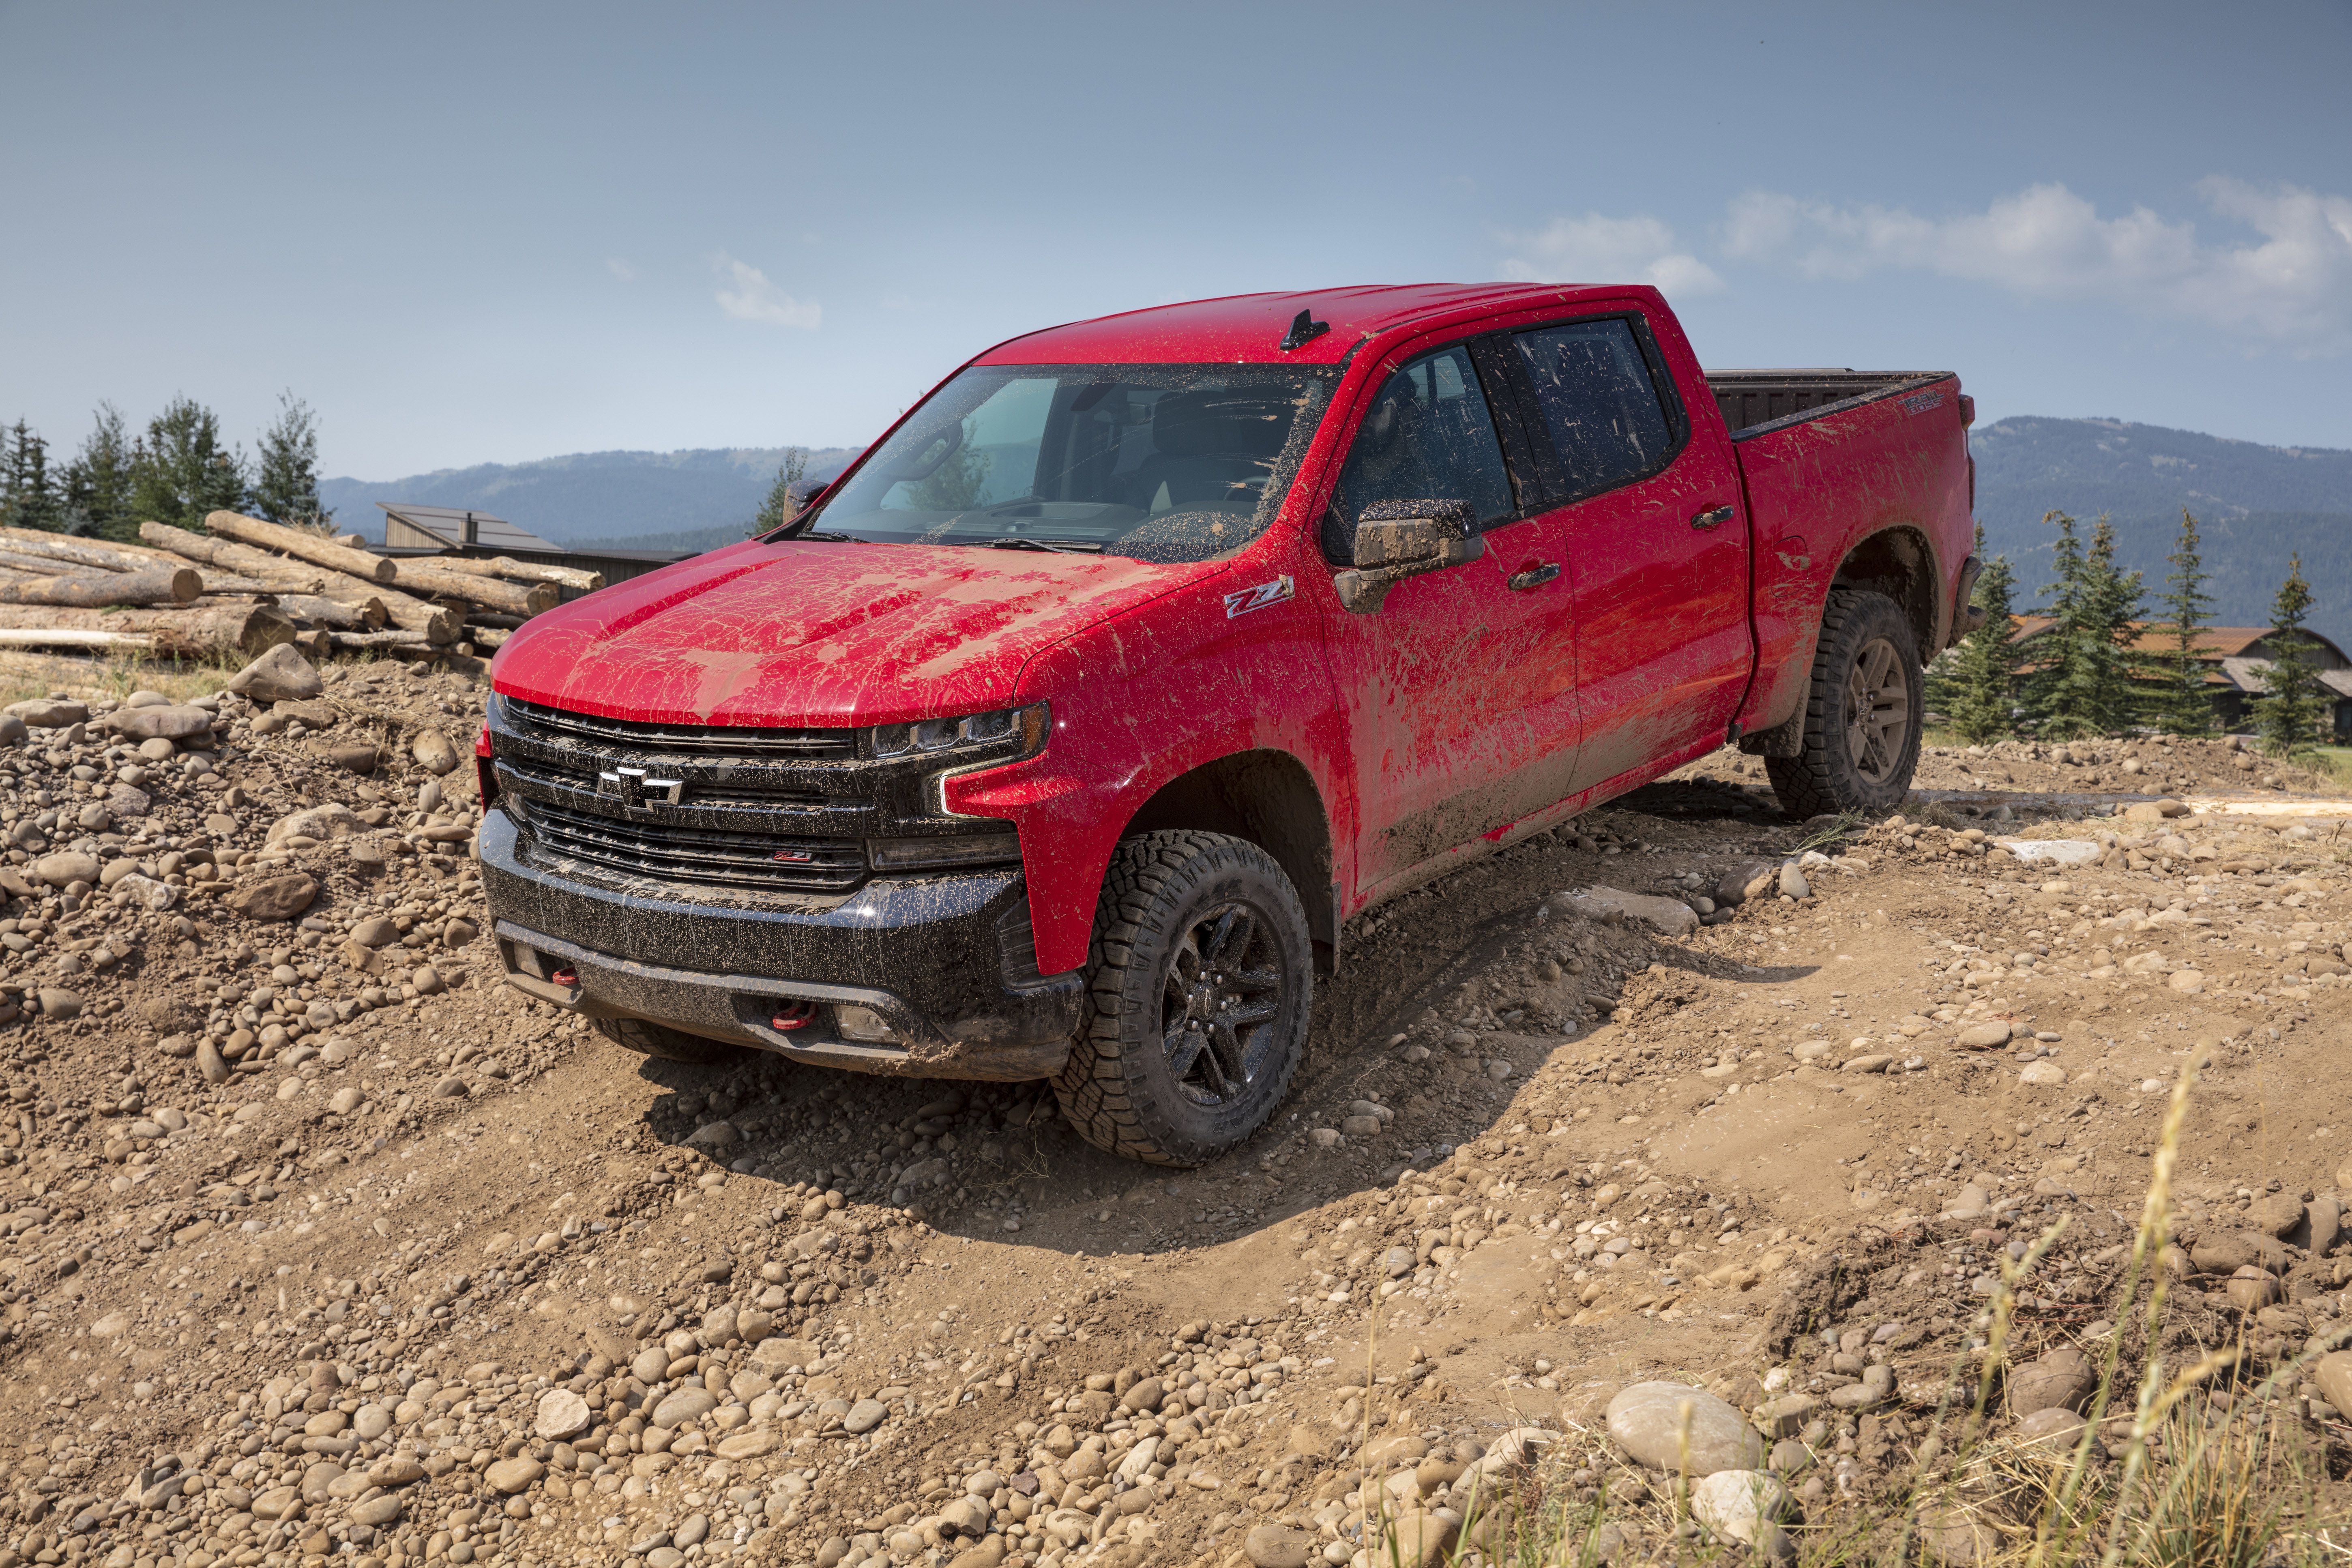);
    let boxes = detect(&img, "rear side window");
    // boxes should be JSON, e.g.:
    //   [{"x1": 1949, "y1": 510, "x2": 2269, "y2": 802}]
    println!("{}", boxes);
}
[
  {"x1": 1513, "y1": 318, "x2": 1676, "y2": 502},
  {"x1": 1324, "y1": 345, "x2": 1515, "y2": 561}
]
